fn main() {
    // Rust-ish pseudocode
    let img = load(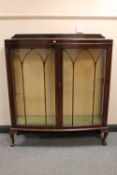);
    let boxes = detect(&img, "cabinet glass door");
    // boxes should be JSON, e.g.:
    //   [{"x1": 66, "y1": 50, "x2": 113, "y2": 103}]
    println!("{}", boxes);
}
[
  {"x1": 63, "y1": 48, "x2": 106, "y2": 126},
  {"x1": 12, "y1": 48, "x2": 56, "y2": 126}
]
